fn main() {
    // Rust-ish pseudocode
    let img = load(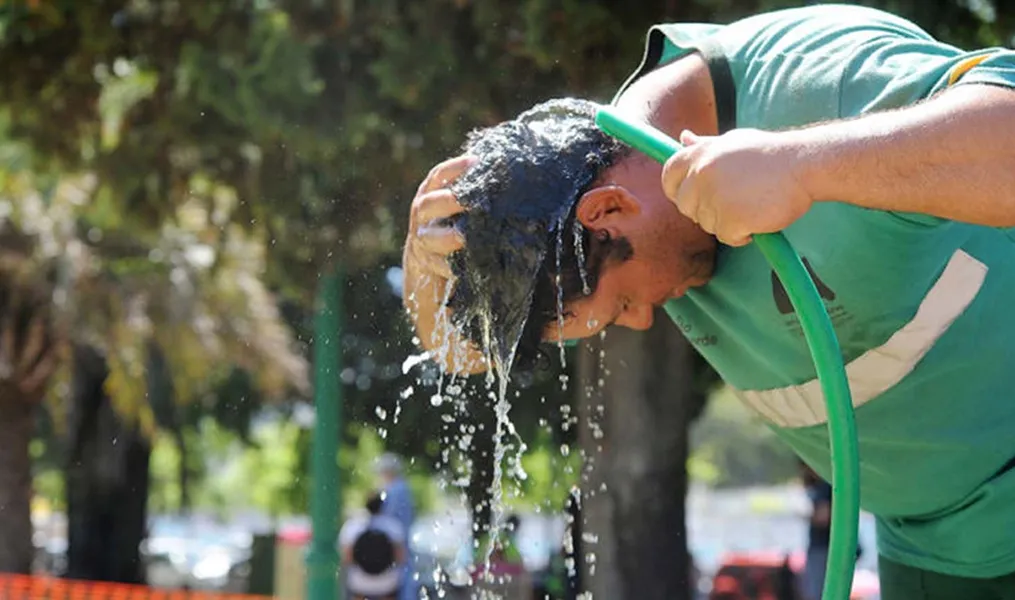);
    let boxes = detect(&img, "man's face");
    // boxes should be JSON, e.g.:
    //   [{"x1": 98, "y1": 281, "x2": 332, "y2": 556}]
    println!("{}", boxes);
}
[{"x1": 547, "y1": 160, "x2": 717, "y2": 342}]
